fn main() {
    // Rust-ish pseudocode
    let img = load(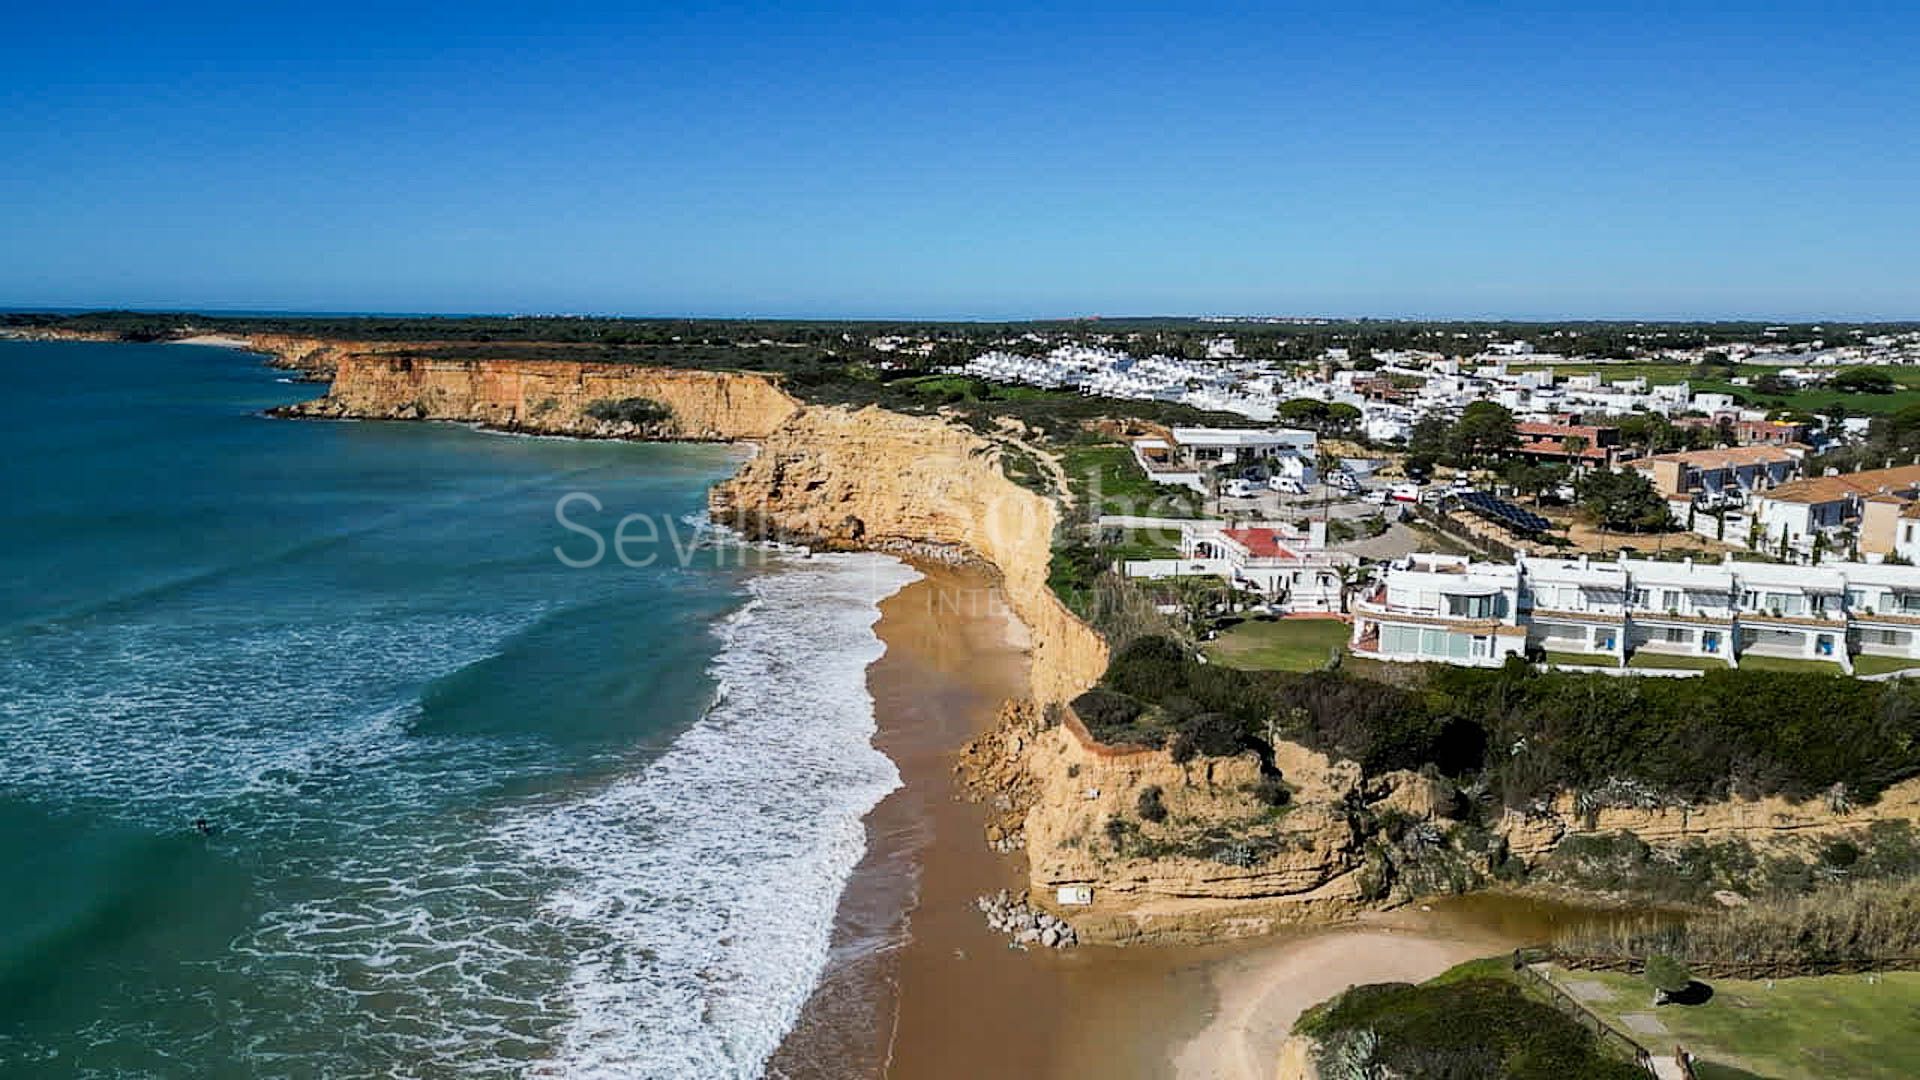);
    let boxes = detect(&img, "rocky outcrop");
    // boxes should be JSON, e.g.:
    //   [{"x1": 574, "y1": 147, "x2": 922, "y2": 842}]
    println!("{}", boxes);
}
[
  {"x1": 277, "y1": 352, "x2": 802, "y2": 440},
  {"x1": 708, "y1": 405, "x2": 1108, "y2": 704},
  {"x1": 1013, "y1": 721, "x2": 1388, "y2": 944},
  {"x1": 1497, "y1": 776, "x2": 1920, "y2": 862},
  {"x1": 246, "y1": 334, "x2": 405, "y2": 381}
]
